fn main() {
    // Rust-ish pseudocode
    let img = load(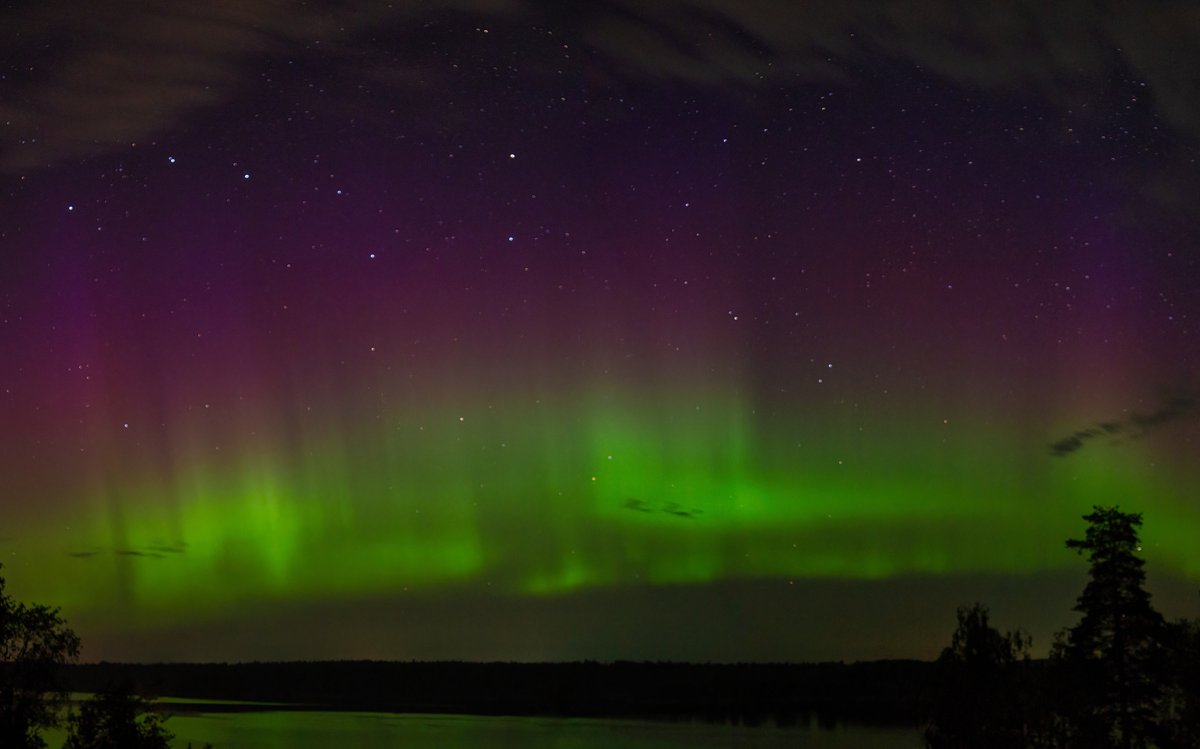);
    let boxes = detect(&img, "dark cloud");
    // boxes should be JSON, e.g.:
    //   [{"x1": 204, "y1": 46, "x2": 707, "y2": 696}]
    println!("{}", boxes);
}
[
  {"x1": 622, "y1": 498, "x2": 702, "y2": 519},
  {"x1": 115, "y1": 549, "x2": 165, "y2": 559},
  {"x1": 662, "y1": 502, "x2": 701, "y2": 519},
  {"x1": 70, "y1": 545, "x2": 185, "y2": 559},
  {"x1": 5, "y1": 1, "x2": 1200, "y2": 172},
  {"x1": 577, "y1": 0, "x2": 1200, "y2": 135},
  {"x1": 1050, "y1": 394, "x2": 1197, "y2": 456},
  {"x1": 0, "y1": 0, "x2": 537, "y2": 171},
  {"x1": 1129, "y1": 395, "x2": 1198, "y2": 431},
  {"x1": 146, "y1": 543, "x2": 187, "y2": 554},
  {"x1": 623, "y1": 498, "x2": 654, "y2": 513},
  {"x1": 0, "y1": 0, "x2": 366, "y2": 171}
]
